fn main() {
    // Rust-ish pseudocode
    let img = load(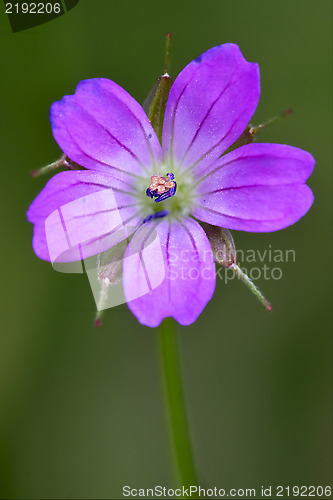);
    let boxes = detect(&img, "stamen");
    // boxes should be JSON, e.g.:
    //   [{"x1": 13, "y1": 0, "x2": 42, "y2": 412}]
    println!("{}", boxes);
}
[
  {"x1": 143, "y1": 210, "x2": 169, "y2": 223},
  {"x1": 146, "y1": 173, "x2": 177, "y2": 203}
]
